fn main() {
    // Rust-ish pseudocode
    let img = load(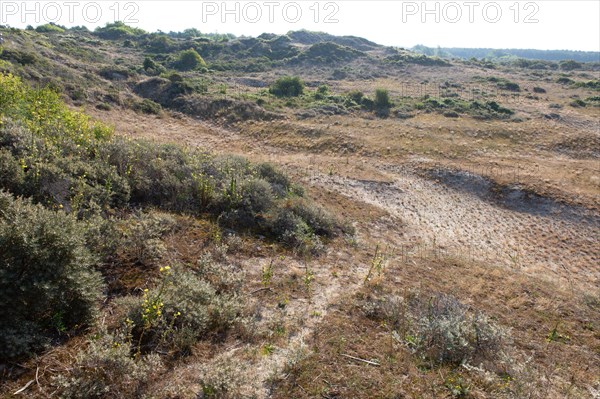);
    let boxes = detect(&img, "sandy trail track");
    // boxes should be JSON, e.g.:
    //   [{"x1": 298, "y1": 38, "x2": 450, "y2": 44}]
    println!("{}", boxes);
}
[{"x1": 308, "y1": 165, "x2": 599, "y2": 290}]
